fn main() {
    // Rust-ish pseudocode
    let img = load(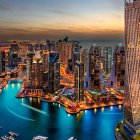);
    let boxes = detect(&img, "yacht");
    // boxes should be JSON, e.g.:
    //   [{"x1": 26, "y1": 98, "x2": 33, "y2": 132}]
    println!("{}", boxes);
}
[
  {"x1": 32, "y1": 136, "x2": 48, "y2": 140},
  {"x1": 8, "y1": 131, "x2": 19, "y2": 137},
  {"x1": 68, "y1": 137, "x2": 77, "y2": 140}
]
